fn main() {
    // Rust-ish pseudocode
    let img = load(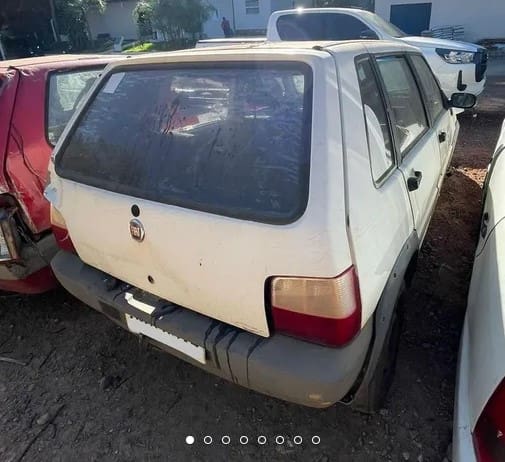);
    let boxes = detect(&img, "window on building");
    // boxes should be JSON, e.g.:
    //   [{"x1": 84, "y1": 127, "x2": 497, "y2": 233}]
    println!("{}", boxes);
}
[{"x1": 246, "y1": 0, "x2": 259, "y2": 15}]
